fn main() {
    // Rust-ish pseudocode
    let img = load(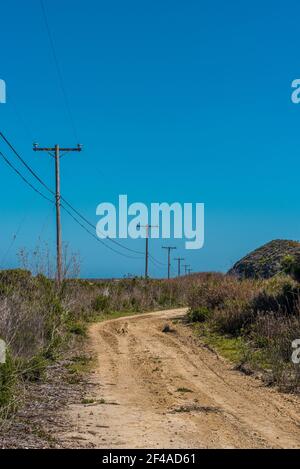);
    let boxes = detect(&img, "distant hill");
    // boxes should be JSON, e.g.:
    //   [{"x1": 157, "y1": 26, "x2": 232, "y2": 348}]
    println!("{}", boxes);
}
[{"x1": 228, "y1": 239, "x2": 300, "y2": 279}]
